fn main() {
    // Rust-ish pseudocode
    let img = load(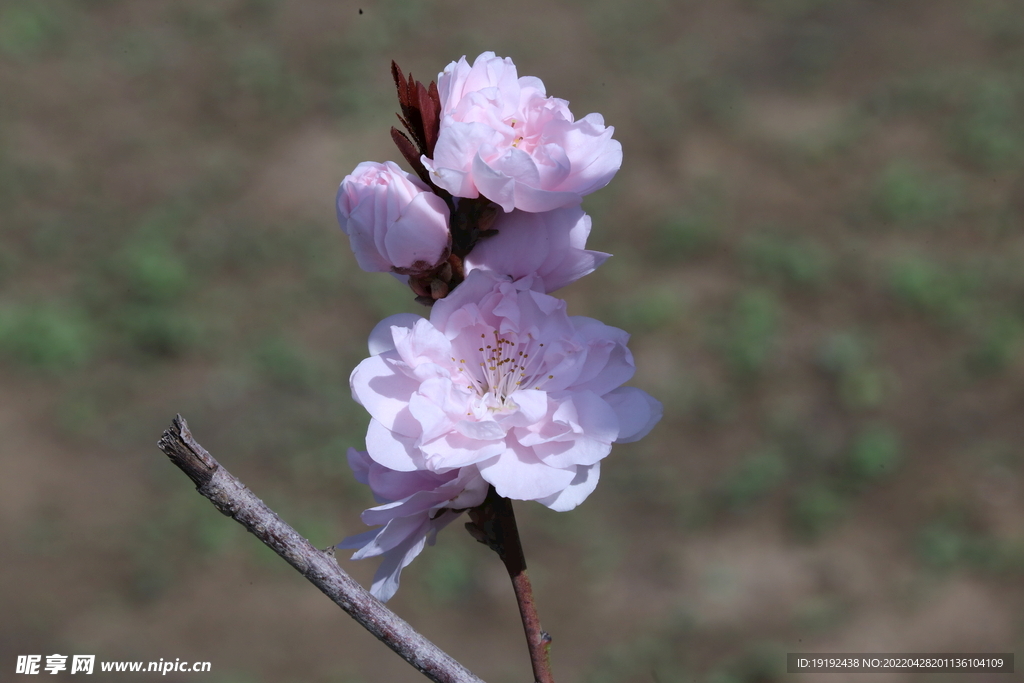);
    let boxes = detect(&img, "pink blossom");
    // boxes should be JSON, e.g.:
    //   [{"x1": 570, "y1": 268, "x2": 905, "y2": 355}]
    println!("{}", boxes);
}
[
  {"x1": 422, "y1": 52, "x2": 622, "y2": 213},
  {"x1": 336, "y1": 161, "x2": 451, "y2": 274},
  {"x1": 349, "y1": 271, "x2": 662, "y2": 511},
  {"x1": 463, "y1": 205, "x2": 609, "y2": 293},
  {"x1": 338, "y1": 449, "x2": 487, "y2": 602},
  {"x1": 339, "y1": 448, "x2": 487, "y2": 602}
]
